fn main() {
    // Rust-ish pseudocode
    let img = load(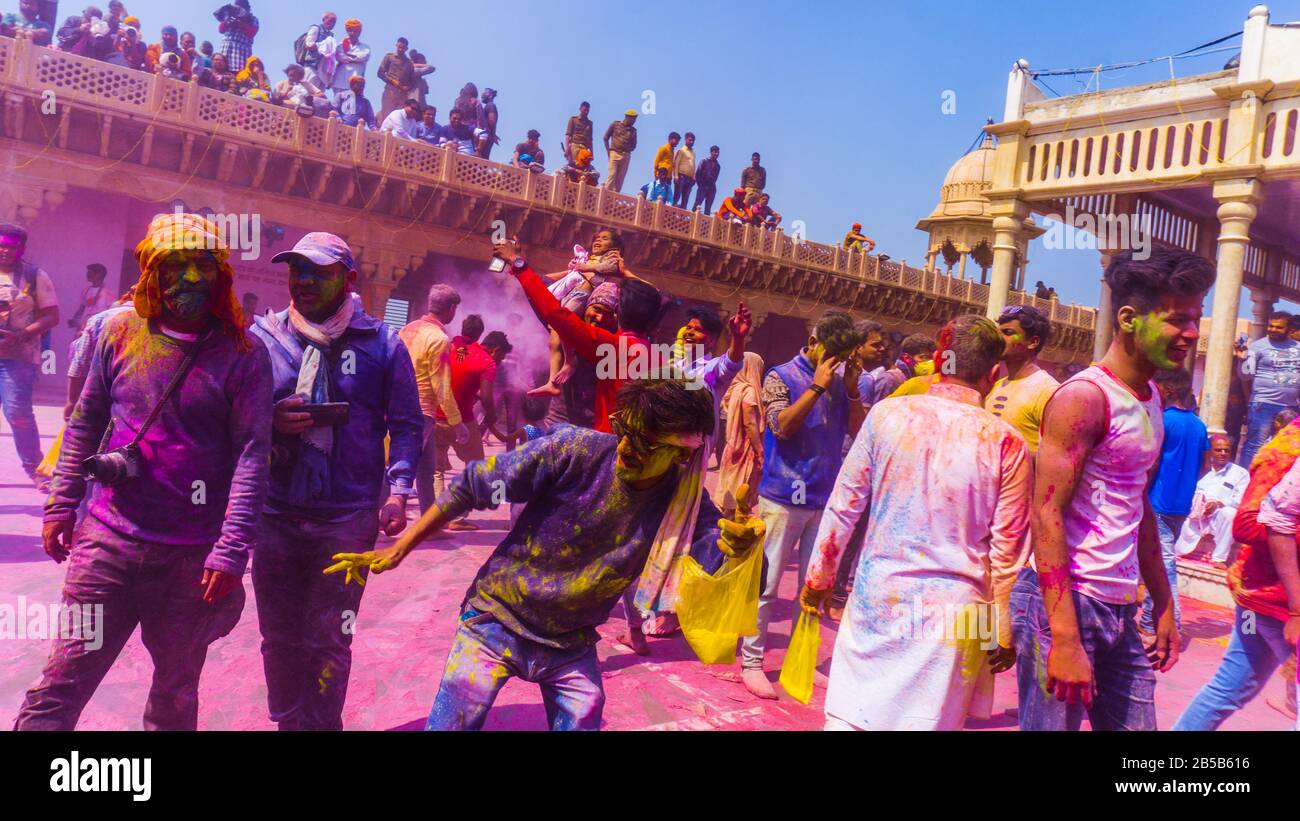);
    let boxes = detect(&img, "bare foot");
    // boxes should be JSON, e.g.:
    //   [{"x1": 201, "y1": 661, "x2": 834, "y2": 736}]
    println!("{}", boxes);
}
[
  {"x1": 742, "y1": 668, "x2": 777, "y2": 700},
  {"x1": 615, "y1": 630, "x2": 650, "y2": 656},
  {"x1": 825, "y1": 605, "x2": 845, "y2": 623},
  {"x1": 445, "y1": 520, "x2": 479, "y2": 532},
  {"x1": 643, "y1": 612, "x2": 680, "y2": 637},
  {"x1": 527, "y1": 382, "x2": 562, "y2": 398}
]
